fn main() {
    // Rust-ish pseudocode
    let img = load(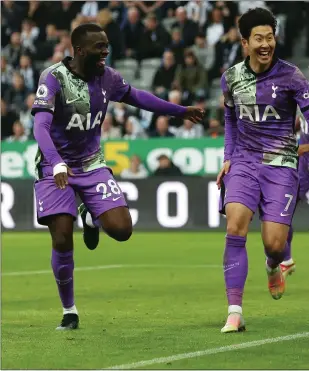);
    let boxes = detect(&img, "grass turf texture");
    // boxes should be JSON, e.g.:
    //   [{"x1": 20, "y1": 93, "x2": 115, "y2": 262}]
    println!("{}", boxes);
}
[{"x1": 2, "y1": 232, "x2": 309, "y2": 369}]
